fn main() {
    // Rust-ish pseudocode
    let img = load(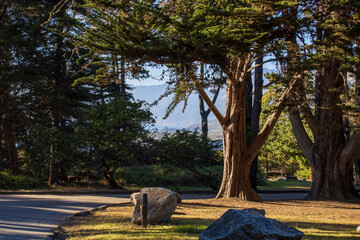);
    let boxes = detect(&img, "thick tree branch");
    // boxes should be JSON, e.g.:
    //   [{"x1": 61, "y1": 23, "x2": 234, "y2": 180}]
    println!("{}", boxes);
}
[
  {"x1": 247, "y1": 58, "x2": 275, "y2": 73},
  {"x1": 240, "y1": 53, "x2": 253, "y2": 81},
  {"x1": 224, "y1": 82, "x2": 232, "y2": 124},
  {"x1": 341, "y1": 130, "x2": 360, "y2": 164},
  {"x1": 292, "y1": 81, "x2": 320, "y2": 138},
  {"x1": 298, "y1": 104, "x2": 319, "y2": 139},
  {"x1": 223, "y1": 65, "x2": 240, "y2": 87},
  {"x1": 188, "y1": 68, "x2": 226, "y2": 126},
  {"x1": 248, "y1": 78, "x2": 298, "y2": 161},
  {"x1": 289, "y1": 106, "x2": 314, "y2": 163},
  {"x1": 205, "y1": 84, "x2": 221, "y2": 116}
]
